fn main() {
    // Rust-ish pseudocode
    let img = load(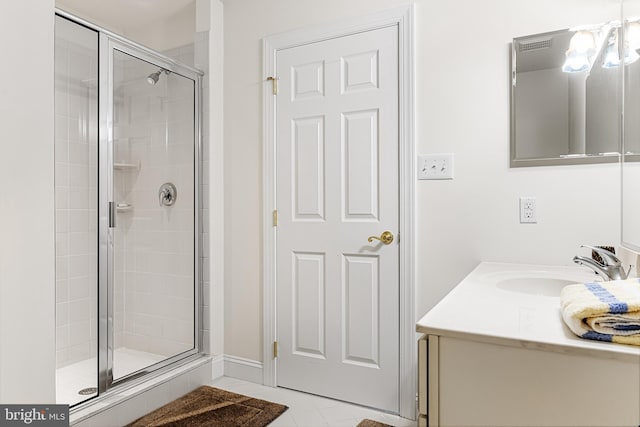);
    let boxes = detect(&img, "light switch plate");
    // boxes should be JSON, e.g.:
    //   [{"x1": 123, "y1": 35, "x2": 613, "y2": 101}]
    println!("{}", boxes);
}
[{"x1": 418, "y1": 153, "x2": 454, "y2": 180}]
